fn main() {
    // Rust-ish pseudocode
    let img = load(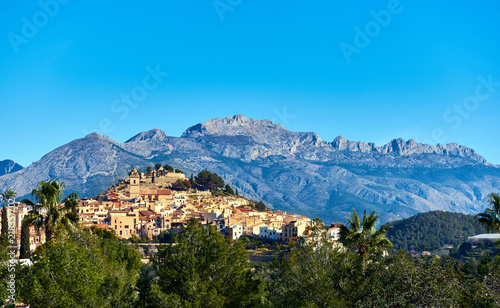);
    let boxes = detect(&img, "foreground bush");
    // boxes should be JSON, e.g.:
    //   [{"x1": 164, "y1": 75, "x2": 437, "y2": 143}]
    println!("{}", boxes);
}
[{"x1": 17, "y1": 229, "x2": 141, "y2": 308}]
